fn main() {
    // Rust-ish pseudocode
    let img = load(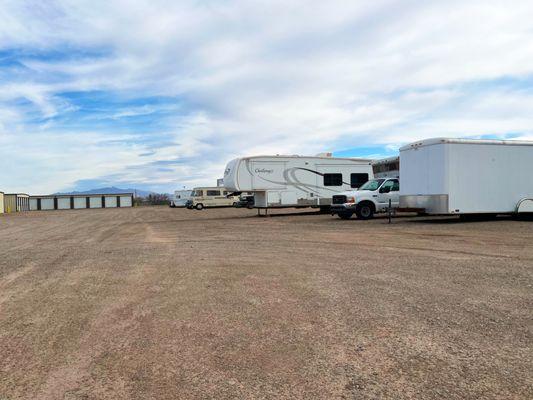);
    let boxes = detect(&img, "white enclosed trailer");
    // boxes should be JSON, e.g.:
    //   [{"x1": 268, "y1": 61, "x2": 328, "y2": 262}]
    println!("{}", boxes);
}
[
  {"x1": 399, "y1": 138, "x2": 533, "y2": 215},
  {"x1": 223, "y1": 155, "x2": 373, "y2": 209}
]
